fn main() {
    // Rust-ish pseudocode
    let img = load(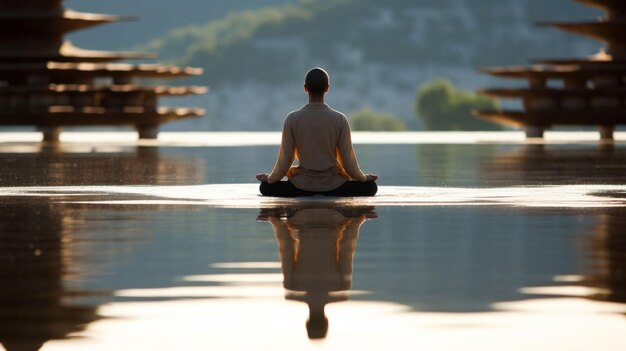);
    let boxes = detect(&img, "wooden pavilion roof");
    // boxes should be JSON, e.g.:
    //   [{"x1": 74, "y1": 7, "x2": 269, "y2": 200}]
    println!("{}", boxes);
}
[
  {"x1": 538, "y1": 21, "x2": 626, "y2": 45},
  {"x1": 474, "y1": 109, "x2": 626, "y2": 127},
  {"x1": 531, "y1": 49, "x2": 622, "y2": 66},
  {"x1": 0, "y1": 107, "x2": 205, "y2": 127},
  {"x1": 479, "y1": 87, "x2": 626, "y2": 99},
  {"x1": 0, "y1": 1, "x2": 207, "y2": 133},
  {"x1": 0, "y1": 62, "x2": 203, "y2": 79},
  {"x1": 535, "y1": 58, "x2": 626, "y2": 66},
  {"x1": 475, "y1": 0, "x2": 626, "y2": 132},
  {"x1": 0, "y1": 10, "x2": 134, "y2": 36},
  {"x1": 0, "y1": 84, "x2": 208, "y2": 96},
  {"x1": 479, "y1": 64, "x2": 626, "y2": 79},
  {"x1": 576, "y1": 0, "x2": 626, "y2": 14},
  {"x1": 0, "y1": 0, "x2": 63, "y2": 12},
  {"x1": 0, "y1": 41, "x2": 154, "y2": 63}
]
